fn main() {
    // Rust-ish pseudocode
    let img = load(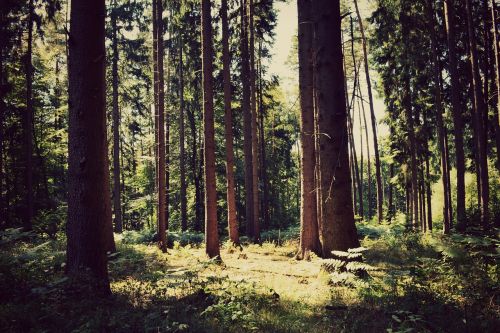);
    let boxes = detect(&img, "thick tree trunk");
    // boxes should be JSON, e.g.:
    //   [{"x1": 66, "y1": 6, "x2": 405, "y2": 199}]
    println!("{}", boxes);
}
[
  {"x1": 353, "y1": 0, "x2": 383, "y2": 224},
  {"x1": 466, "y1": 0, "x2": 489, "y2": 228},
  {"x1": 240, "y1": 0, "x2": 255, "y2": 239},
  {"x1": 24, "y1": 0, "x2": 34, "y2": 231},
  {"x1": 67, "y1": 0, "x2": 112, "y2": 293},
  {"x1": 221, "y1": 0, "x2": 239, "y2": 244},
  {"x1": 201, "y1": 0, "x2": 220, "y2": 258},
  {"x1": 248, "y1": 0, "x2": 260, "y2": 243},
  {"x1": 179, "y1": 38, "x2": 187, "y2": 232},
  {"x1": 111, "y1": 5, "x2": 123, "y2": 233},
  {"x1": 313, "y1": 0, "x2": 359, "y2": 254},
  {"x1": 444, "y1": 0, "x2": 466, "y2": 229},
  {"x1": 297, "y1": 0, "x2": 320, "y2": 260},
  {"x1": 153, "y1": 0, "x2": 167, "y2": 252}
]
